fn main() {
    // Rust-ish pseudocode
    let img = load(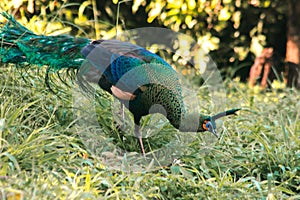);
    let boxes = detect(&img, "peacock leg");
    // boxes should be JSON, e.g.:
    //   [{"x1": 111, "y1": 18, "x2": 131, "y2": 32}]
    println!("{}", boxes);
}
[
  {"x1": 120, "y1": 103, "x2": 125, "y2": 121},
  {"x1": 134, "y1": 124, "x2": 145, "y2": 156},
  {"x1": 115, "y1": 103, "x2": 124, "y2": 132}
]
